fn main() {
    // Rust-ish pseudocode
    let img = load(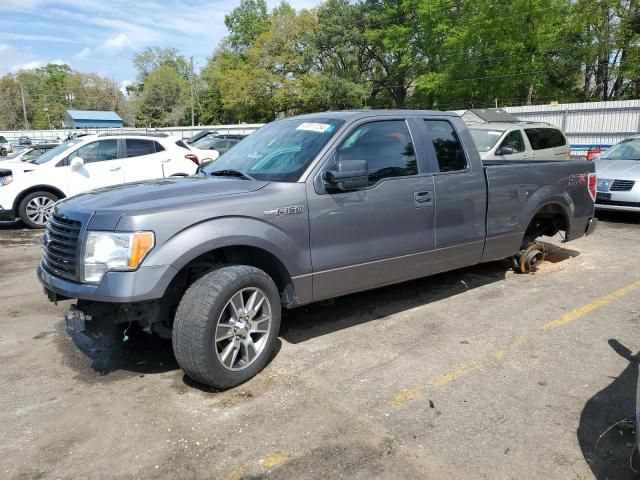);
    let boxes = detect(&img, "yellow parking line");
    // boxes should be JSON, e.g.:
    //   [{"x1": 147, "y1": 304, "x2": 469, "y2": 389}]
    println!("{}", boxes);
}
[
  {"x1": 388, "y1": 279, "x2": 640, "y2": 407},
  {"x1": 543, "y1": 279, "x2": 640, "y2": 330}
]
